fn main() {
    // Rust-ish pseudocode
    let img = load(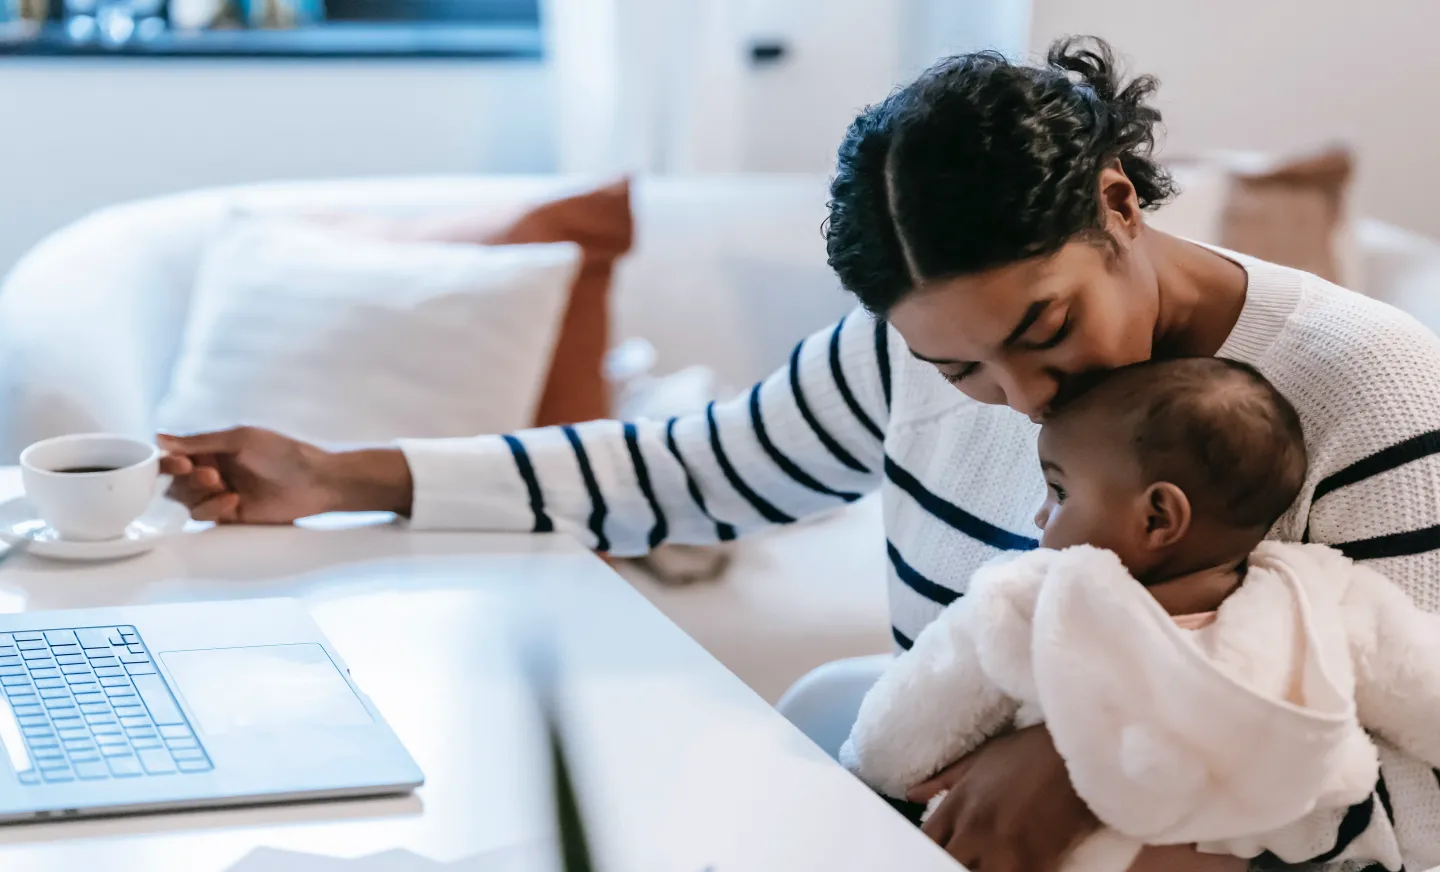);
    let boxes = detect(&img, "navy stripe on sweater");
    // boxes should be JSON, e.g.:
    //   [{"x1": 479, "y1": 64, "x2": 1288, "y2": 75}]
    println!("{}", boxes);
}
[
  {"x1": 706, "y1": 402, "x2": 796, "y2": 525},
  {"x1": 792, "y1": 340, "x2": 870, "y2": 474},
  {"x1": 1377, "y1": 774, "x2": 1395, "y2": 822},
  {"x1": 887, "y1": 541, "x2": 960, "y2": 606},
  {"x1": 562, "y1": 426, "x2": 609, "y2": 552},
  {"x1": 829, "y1": 317, "x2": 885, "y2": 442},
  {"x1": 1314, "y1": 429, "x2": 1440, "y2": 504},
  {"x1": 502, "y1": 434, "x2": 553, "y2": 534},
  {"x1": 623, "y1": 422, "x2": 668, "y2": 549},
  {"x1": 1337, "y1": 524, "x2": 1440, "y2": 561},
  {"x1": 885, "y1": 456, "x2": 1039, "y2": 551},
  {"x1": 1296, "y1": 789, "x2": 1378, "y2": 865},
  {"x1": 749, "y1": 384, "x2": 861, "y2": 502},
  {"x1": 664, "y1": 418, "x2": 736, "y2": 542},
  {"x1": 892, "y1": 626, "x2": 914, "y2": 650},
  {"x1": 874, "y1": 318, "x2": 892, "y2": 411}
]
